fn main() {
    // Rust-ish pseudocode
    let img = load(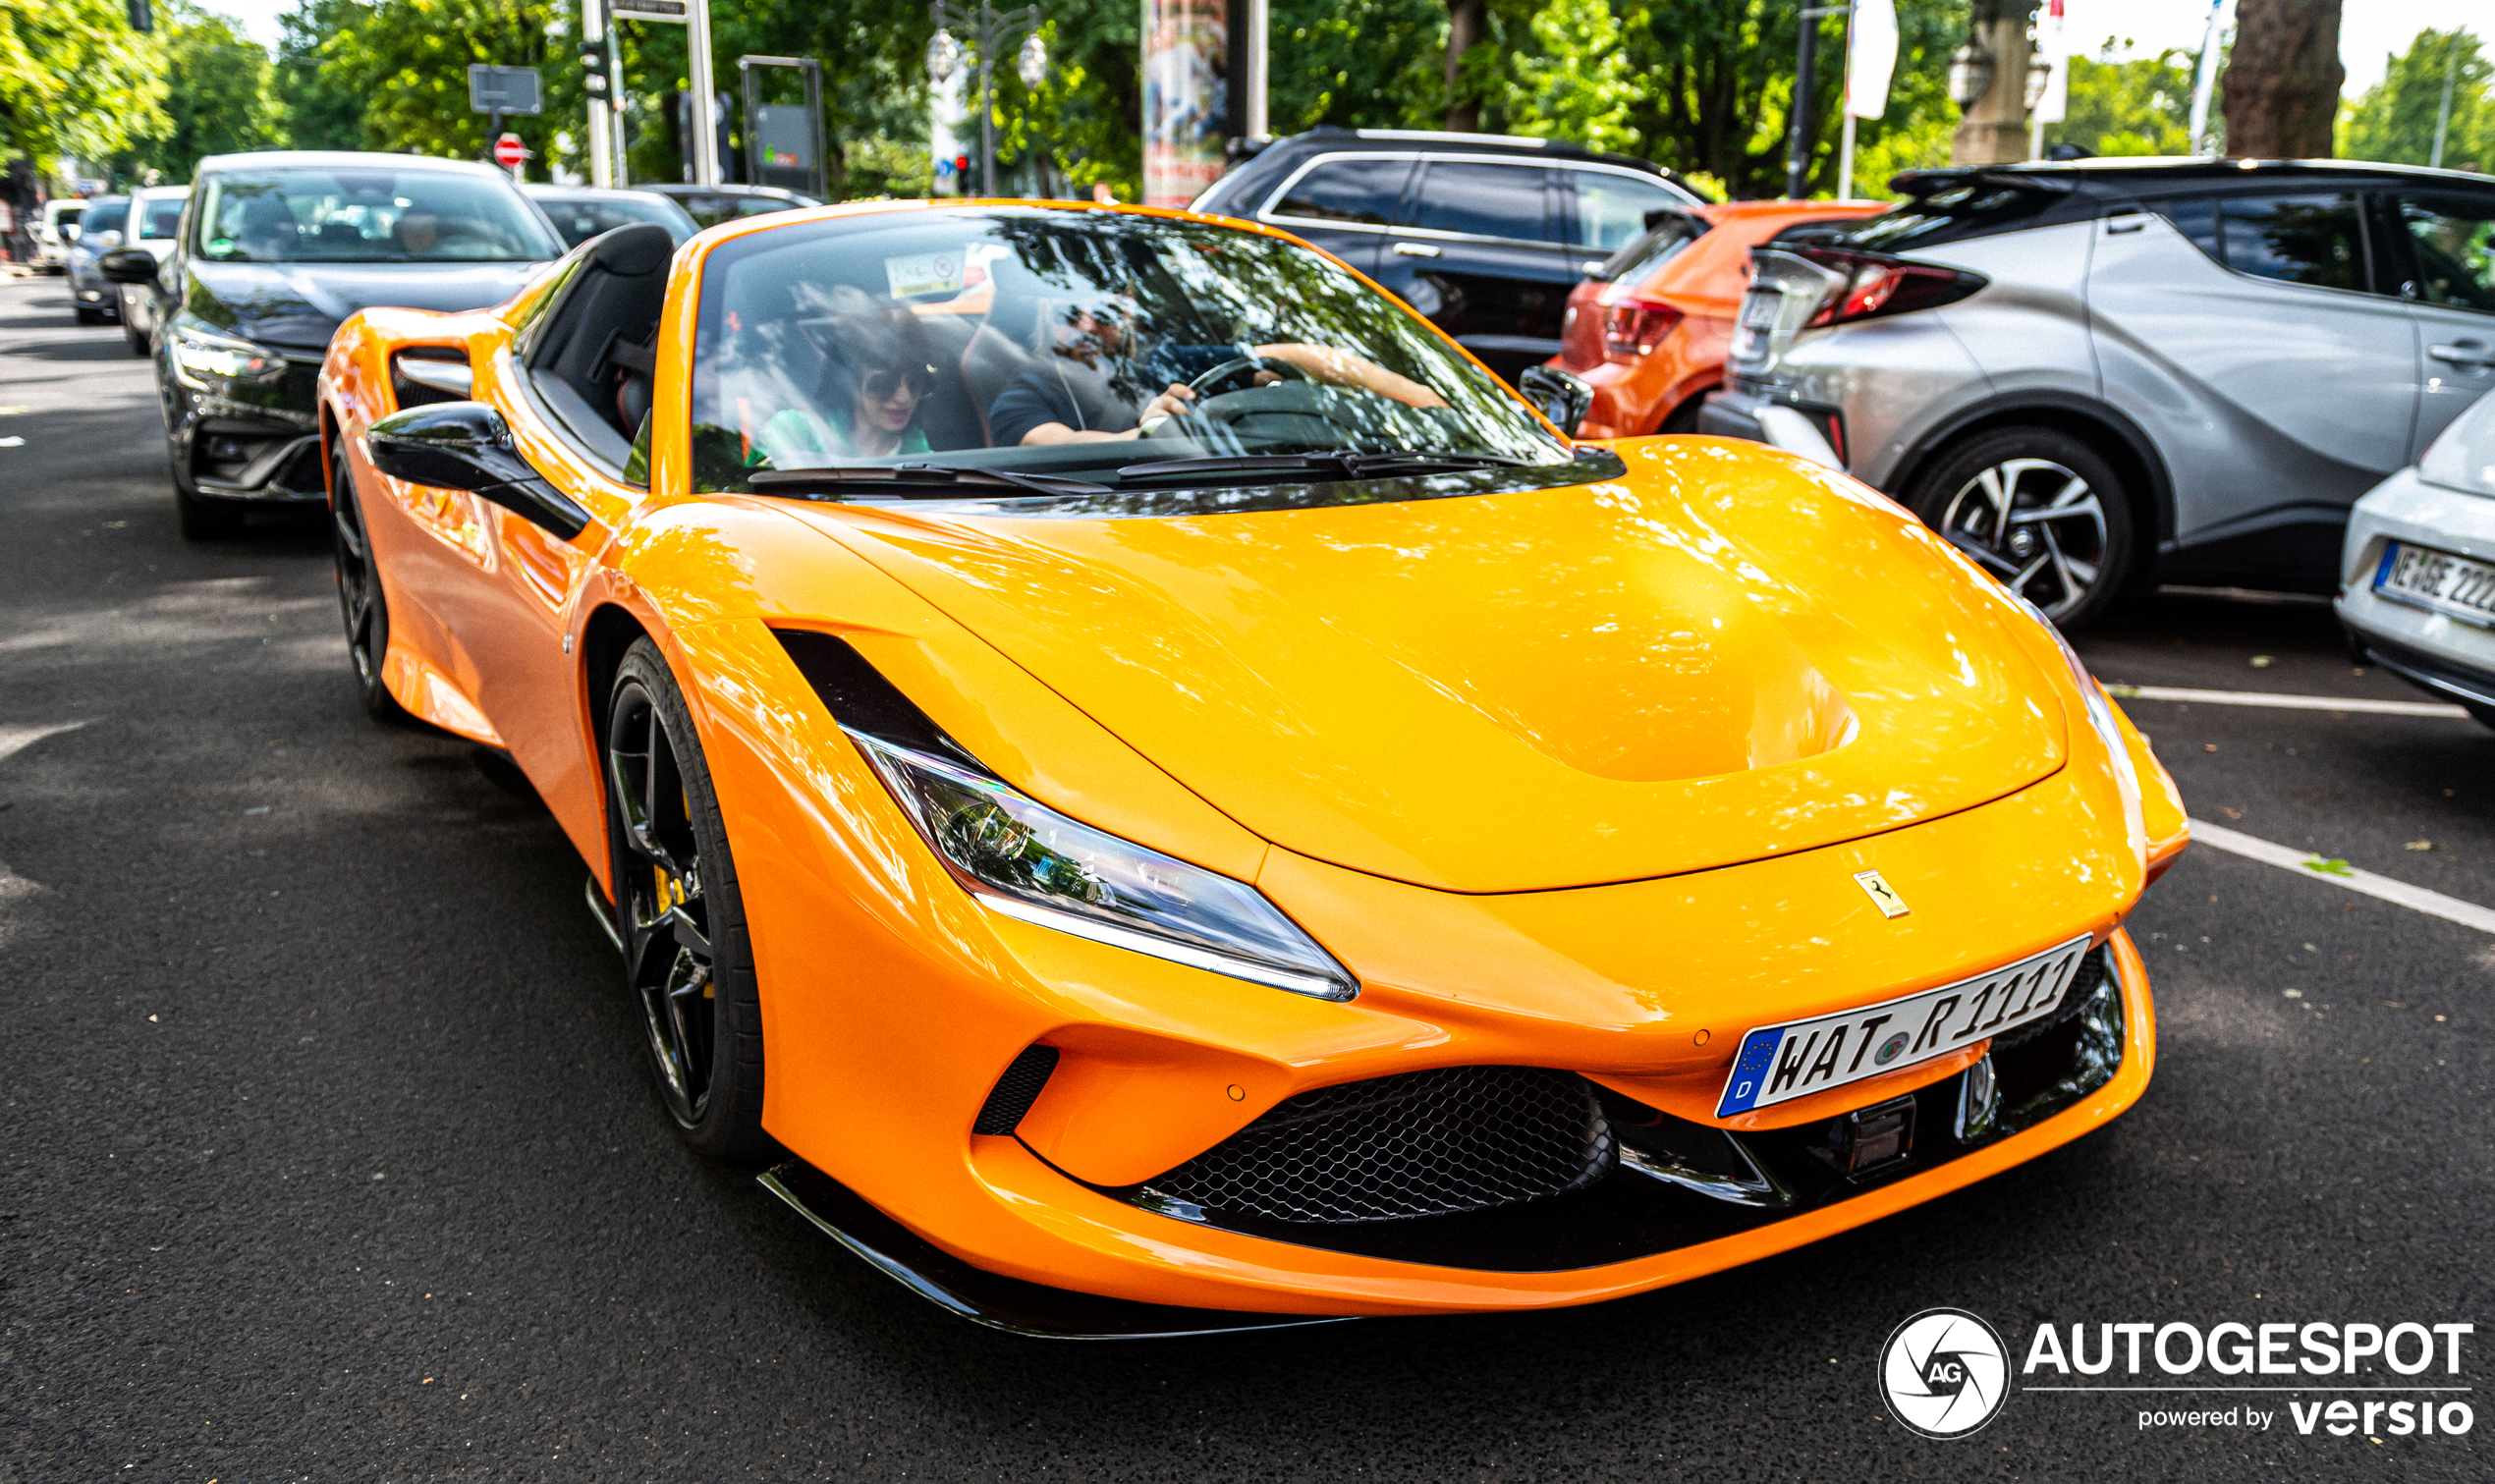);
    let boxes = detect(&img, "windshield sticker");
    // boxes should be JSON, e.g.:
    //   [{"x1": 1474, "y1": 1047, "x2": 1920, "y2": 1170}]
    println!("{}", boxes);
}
[{"x1": 884, "y1": 250, "x2": 965, "y2": 300}]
